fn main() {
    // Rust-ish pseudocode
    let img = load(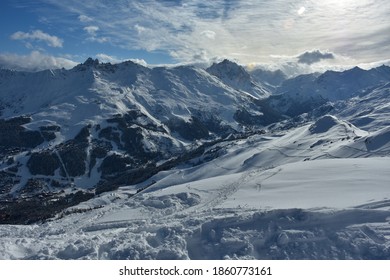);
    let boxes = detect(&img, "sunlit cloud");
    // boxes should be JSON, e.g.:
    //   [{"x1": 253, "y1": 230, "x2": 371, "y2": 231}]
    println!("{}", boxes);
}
[
  {"x1": 10, "y1": 30, "x2": 63, "y2": 48},
  {"x1": 0, "y1": 51, "x2": 78, "y2": 71}
]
